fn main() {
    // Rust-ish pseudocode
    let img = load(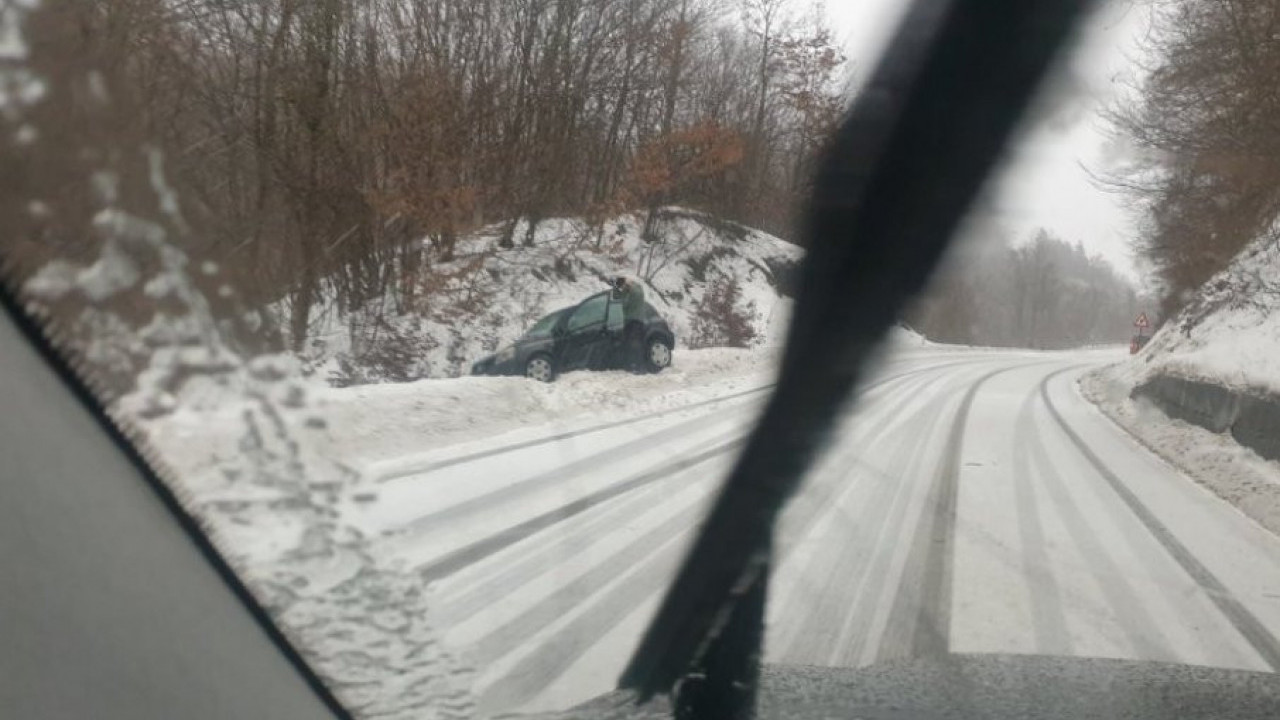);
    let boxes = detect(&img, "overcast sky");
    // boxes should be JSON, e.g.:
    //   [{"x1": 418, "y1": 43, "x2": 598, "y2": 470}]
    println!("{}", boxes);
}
[{"x1": 820, "y1": 0, "x2": 1152, "y2": 279}]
